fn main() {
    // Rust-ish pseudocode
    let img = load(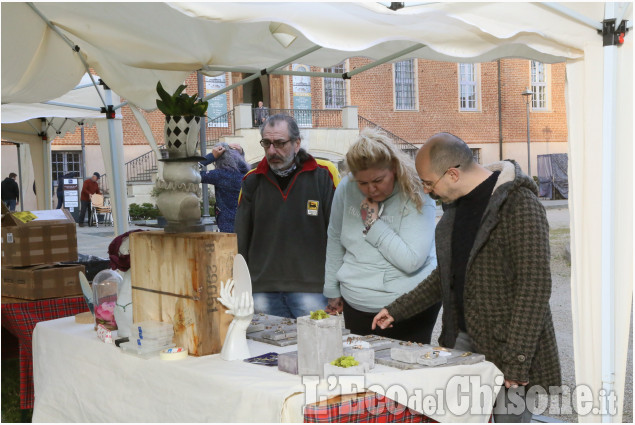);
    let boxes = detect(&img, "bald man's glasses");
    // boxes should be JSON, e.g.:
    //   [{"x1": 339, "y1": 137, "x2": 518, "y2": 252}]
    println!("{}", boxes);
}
[{"x1": 421, "y1": 164, "x2": 460, "y2": 190}]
